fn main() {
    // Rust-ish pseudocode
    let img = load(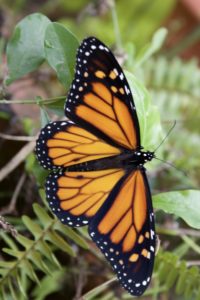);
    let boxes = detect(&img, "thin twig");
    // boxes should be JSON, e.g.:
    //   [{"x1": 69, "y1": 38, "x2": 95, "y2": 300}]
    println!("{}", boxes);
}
[
  {"x1": 181, "y1": 235, "x2": 200, "y2": 255},
  {"x1": 73, "y1": 269, "x2": 87, "y2": 300},
  {"x1": 0, "y1": 132, "x2": 36, "y2": 141},
  {"x1": 157, "y1": 227, "x2": 200, "y2": 238},
  {"x1": 0, "y1": 216, "x2": 17, "y2": 237},
  {"x1": 187, "y1": 261, "x2": 200, "y2": 267},
  {"x1": 1, "y1": 173, "x2": 26, "y2": 215},
  {"x1": 0, "y1": 96, "x2": 65, "y2": 105},
  {"x1": 0, "y1": 141, "x2": 35, "y2": 182},
  {"x1": 82, "y1": 277, "x2": 116, "y2": 299}
]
